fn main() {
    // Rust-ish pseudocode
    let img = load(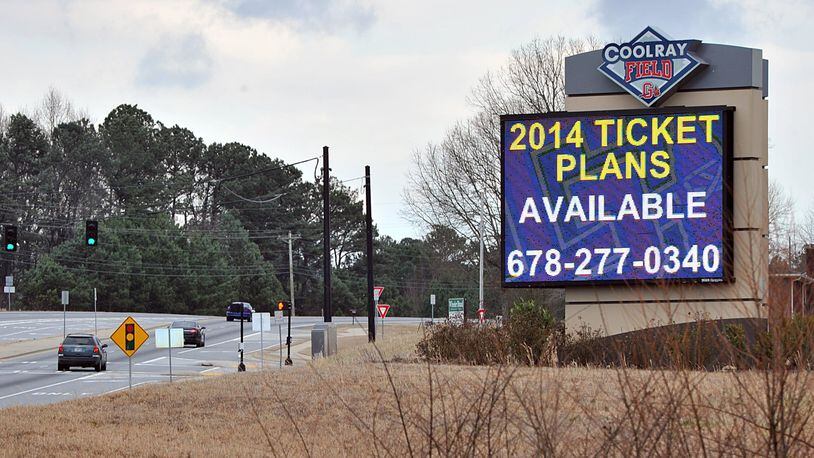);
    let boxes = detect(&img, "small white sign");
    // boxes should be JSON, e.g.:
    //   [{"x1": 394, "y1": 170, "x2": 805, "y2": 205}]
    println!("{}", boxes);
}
[
  {"x1": 3, "y1": 286, "x2": 14, "y2": 294},
  {"x1": 5, "y1": 275, "x2": 12, "y2": 287},
  {"x1": 155, "y1": 328, "x2": 184, "y2": 348},
  {"x1": 61, "y1": 291, "x2": 69, "y2": 305},
  {"x1": 430, "y1": 294, "x2": 436, "y2": 305},
  {"x1": 274, "y1": 310, "x2": 284, "y2": 322},
  {"x1": 252, "y1": 312, "x2": 272, "y2": 331}
]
